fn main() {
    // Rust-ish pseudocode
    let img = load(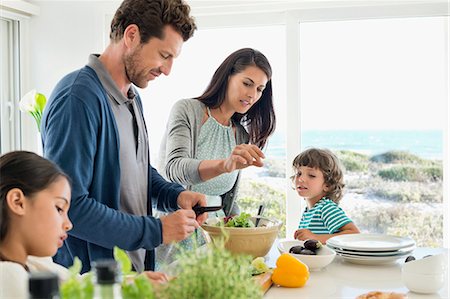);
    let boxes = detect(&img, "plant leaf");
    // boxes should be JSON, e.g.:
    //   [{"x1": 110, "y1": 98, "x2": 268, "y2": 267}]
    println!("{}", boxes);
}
[
  {"x1": 35, "y1": 93, "x2": 47, "y2": 112},
  {"x1": 114, "y1": 246, "x2": 132, "y2": 275}
]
